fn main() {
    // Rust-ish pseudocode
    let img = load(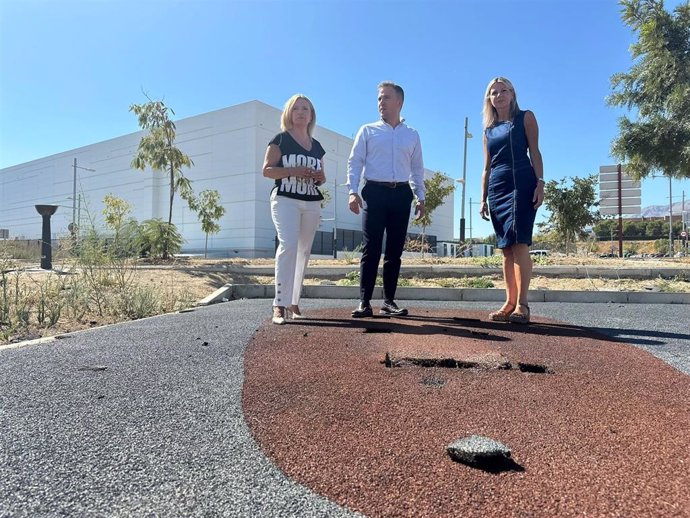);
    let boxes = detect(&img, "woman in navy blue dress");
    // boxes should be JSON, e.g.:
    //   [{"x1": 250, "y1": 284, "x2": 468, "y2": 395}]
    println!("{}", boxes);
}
[{"x1": 479, "y1": 77, "x2": 544, "y2": 324}]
